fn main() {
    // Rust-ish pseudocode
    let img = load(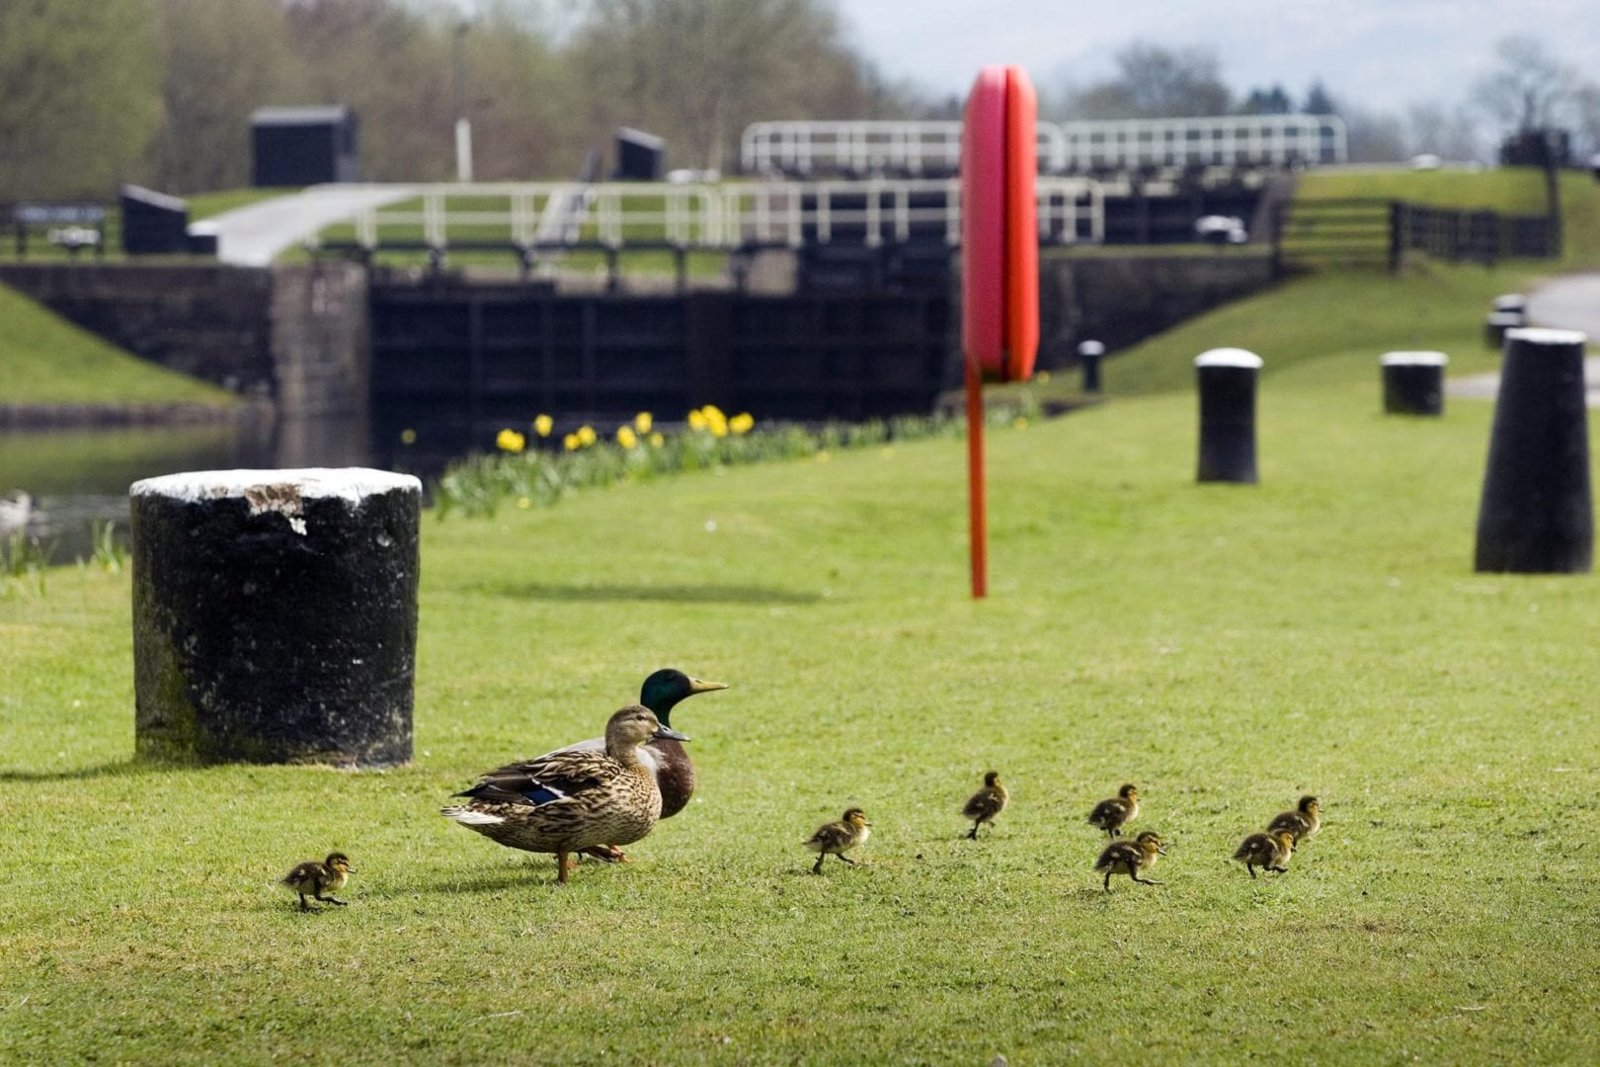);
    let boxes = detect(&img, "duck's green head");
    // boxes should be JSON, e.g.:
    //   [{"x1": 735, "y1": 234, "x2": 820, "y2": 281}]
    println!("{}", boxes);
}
[{"x1": 639, "y1": 668, "x2": 728, "y2": 726}]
